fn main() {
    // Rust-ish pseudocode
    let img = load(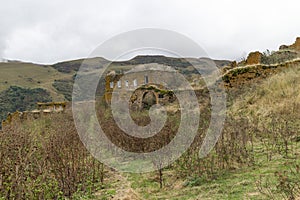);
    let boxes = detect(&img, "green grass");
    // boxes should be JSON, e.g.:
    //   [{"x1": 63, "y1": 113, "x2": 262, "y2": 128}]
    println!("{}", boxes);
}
[
  {"x1": 231, "y1": 65, "x2": 300, "y2": 118},
  {"x1": 1, "y1": 57, "x2": 299, "y2": 199},
  {"x1": 91, "y1": 65, "x2": 300, "y2": 200},
  {"x1": 0, "y1": 62, "x2": 74, "y2": 101},
  {"x1": 117, "y1": 142, "x2": 299, "y2": 200}
]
